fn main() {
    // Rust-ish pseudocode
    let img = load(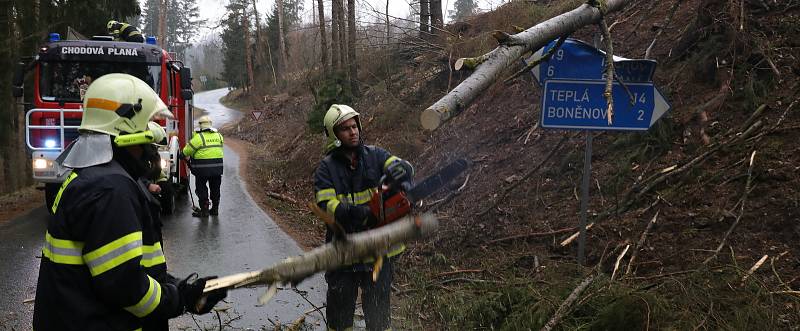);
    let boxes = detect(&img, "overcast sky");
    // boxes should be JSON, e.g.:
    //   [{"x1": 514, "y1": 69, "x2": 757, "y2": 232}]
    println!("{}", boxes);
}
[{"x1": 183, "y1": 0, "x2": 504, "y2": 42}]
